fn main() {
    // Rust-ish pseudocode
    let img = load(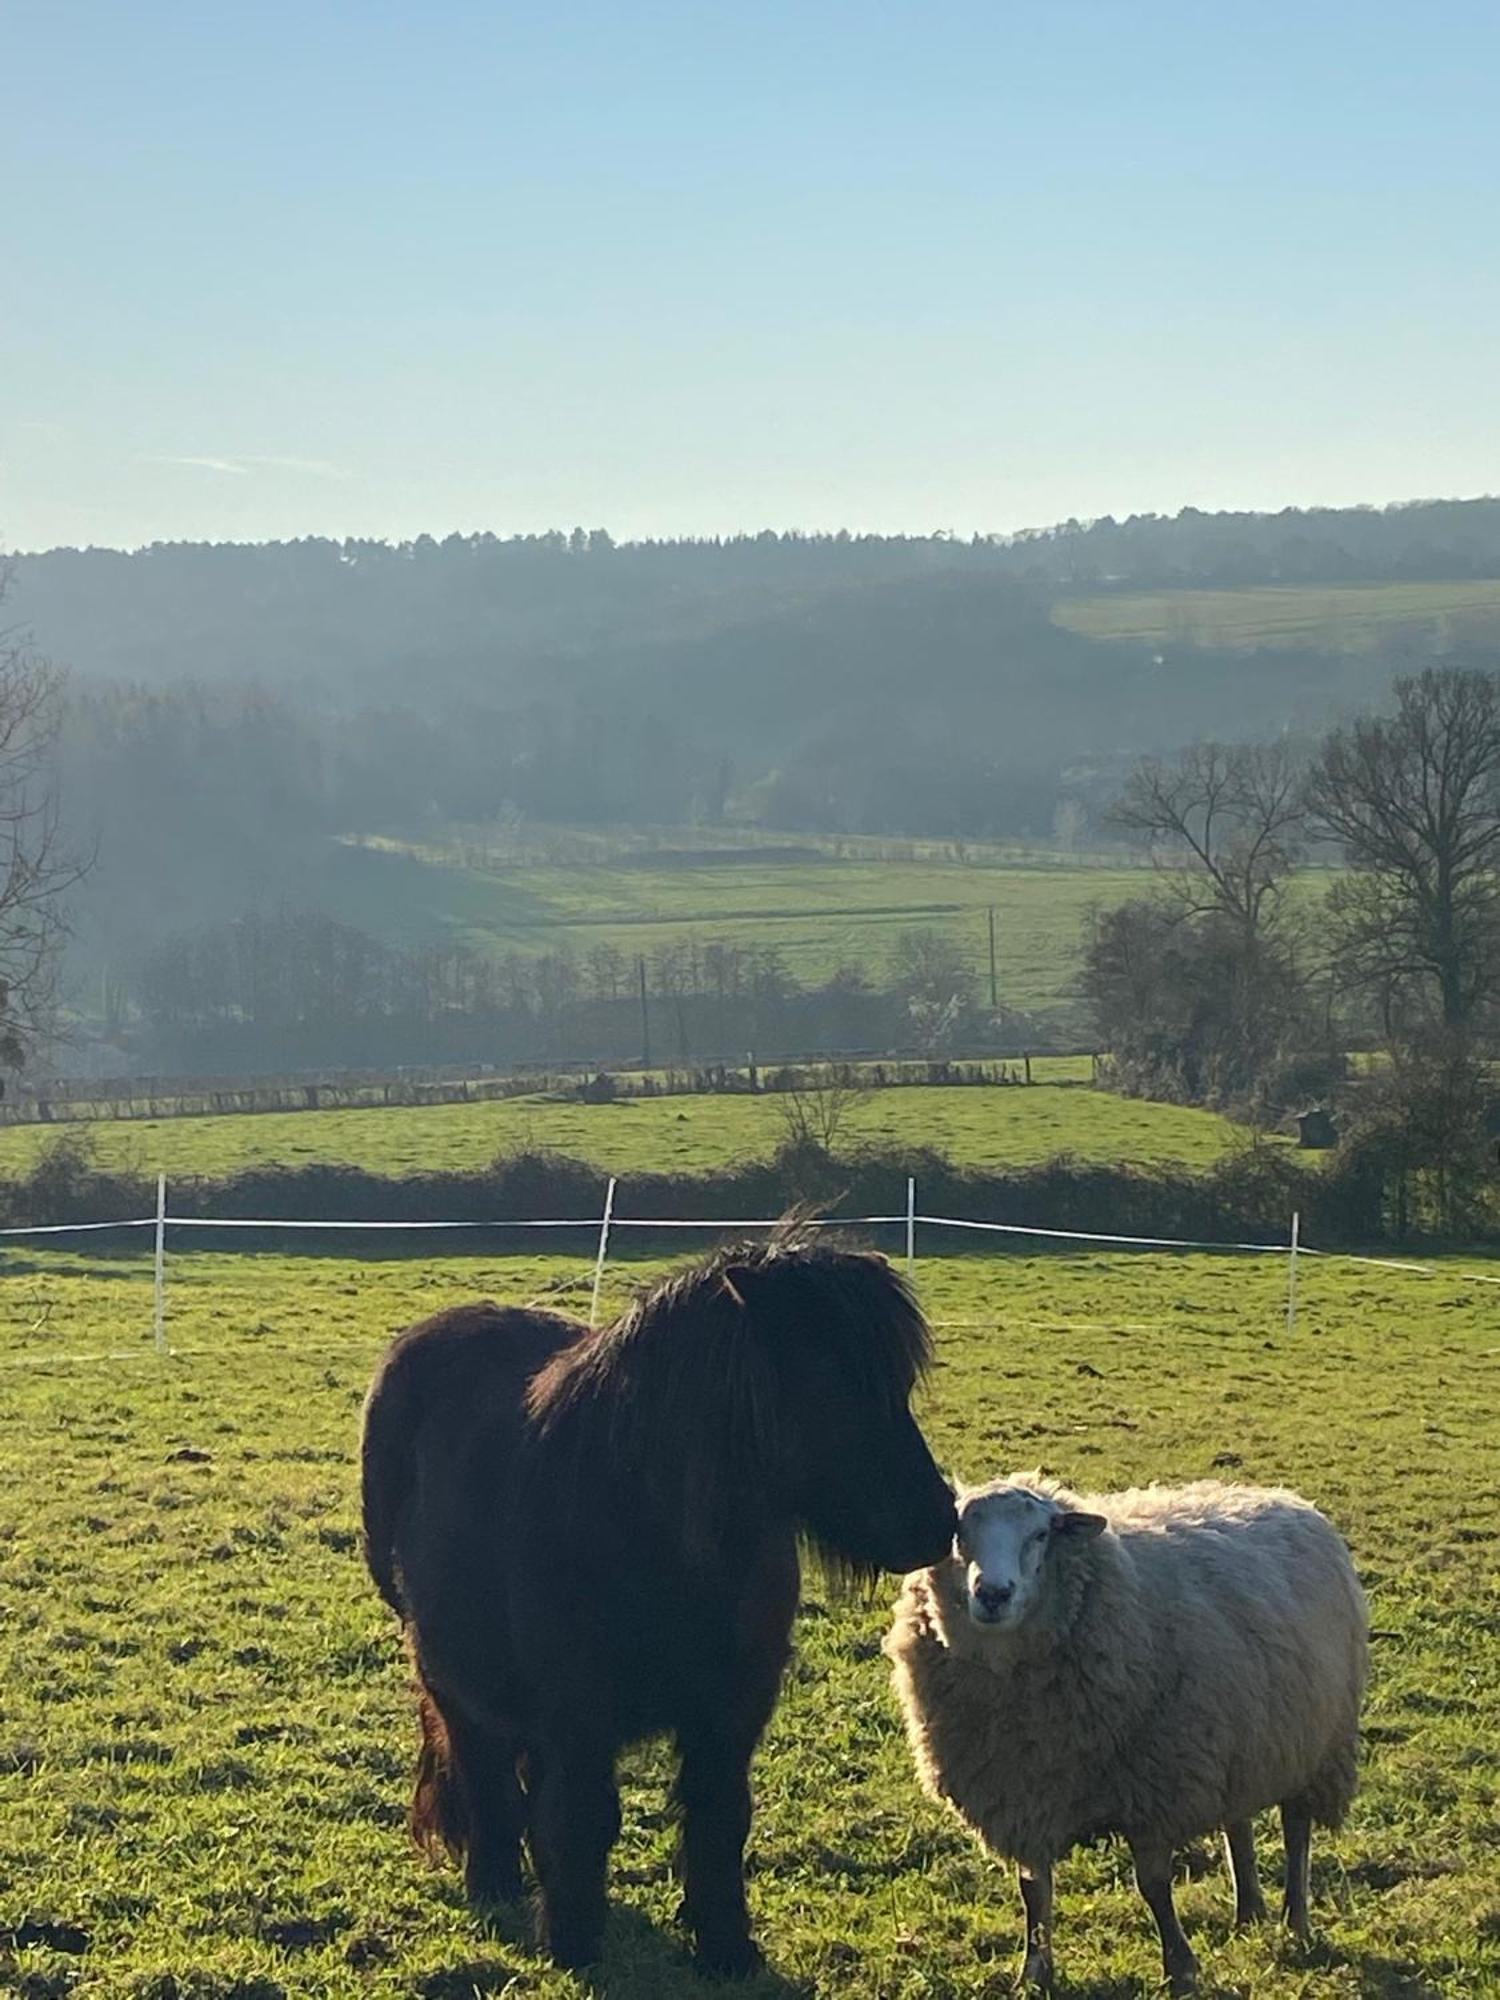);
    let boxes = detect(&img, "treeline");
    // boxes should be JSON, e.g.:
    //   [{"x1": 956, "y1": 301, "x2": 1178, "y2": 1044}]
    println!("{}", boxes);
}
[
  {"x1": 129, "y1": 910, "x2": 1039, "y2": 1071},
  {"x1": 17, "y1": 501, "x2": 1500, "y2": 698}
]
